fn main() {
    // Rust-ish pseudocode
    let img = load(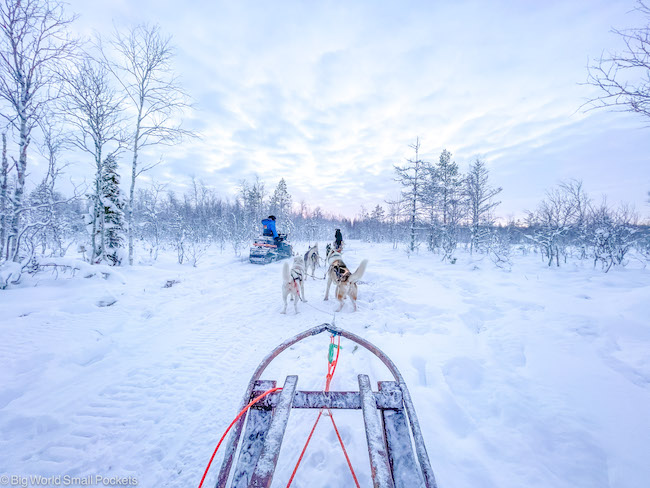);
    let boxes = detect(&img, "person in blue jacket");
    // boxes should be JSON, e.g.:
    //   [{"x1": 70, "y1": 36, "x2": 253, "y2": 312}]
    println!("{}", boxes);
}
[{"x1": 262, "y1": 215, "x2": 278, "y2": 238}]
